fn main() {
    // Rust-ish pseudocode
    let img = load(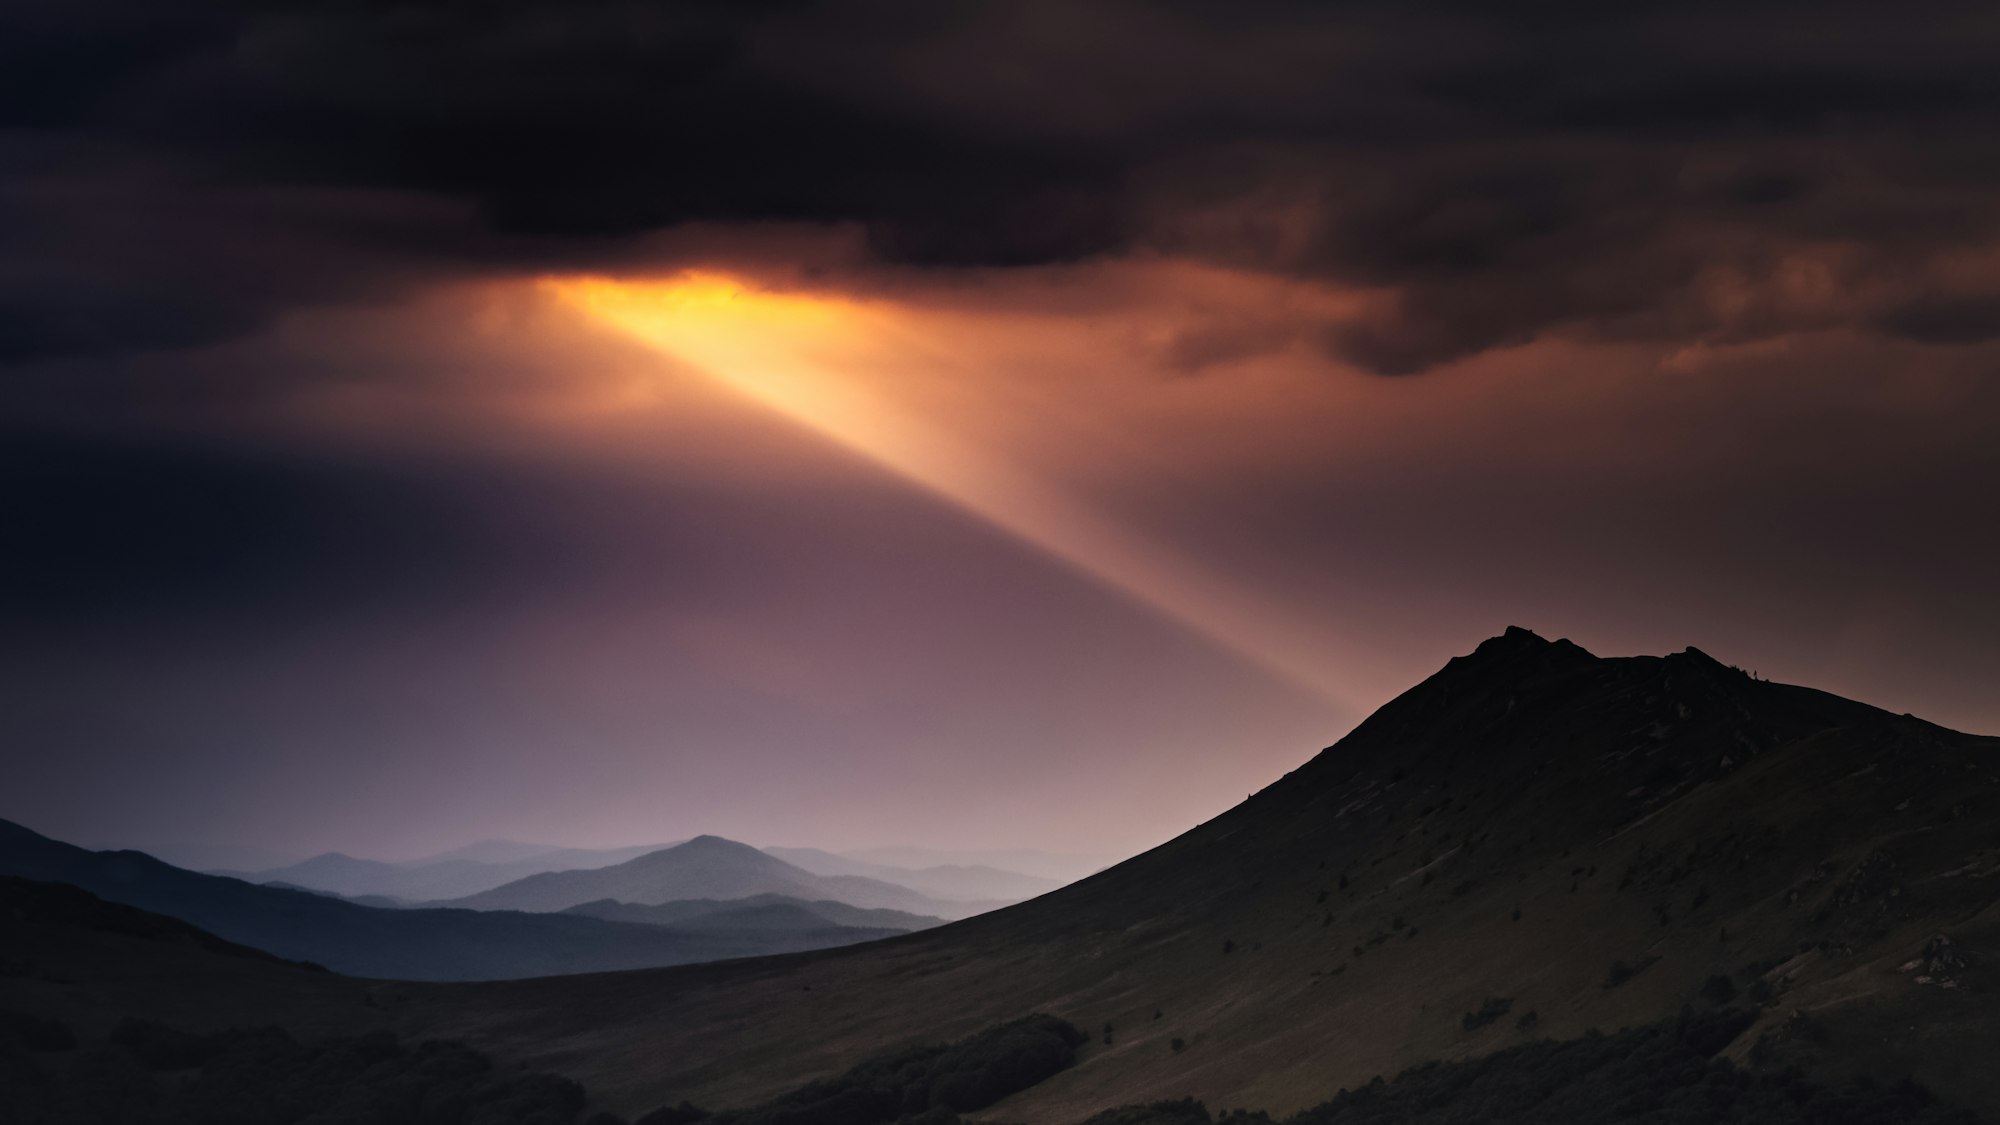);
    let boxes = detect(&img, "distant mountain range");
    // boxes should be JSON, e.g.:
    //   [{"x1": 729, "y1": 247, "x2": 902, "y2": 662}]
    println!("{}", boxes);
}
[
  {"x1": 831, "y1": 845, "x2": 1114, "y2": 884},
  {"x1": 563, "y1": 894, "x2": 945, "y2": 932},
  {"x1": 208, "y1": 839, "x2": 1076, "y2": 909},
  {"x1": 438, "y1": 835, "x2": 1005, "y2": 919},
  {"x1": 0, "y1": 821, "x2": 914, "y2": 981},
  {"x1": 209, "y1": 841, "x2": 684, "y2": 903},
  {"x1": 761, "y1": 847, "x2": 1064, "y2": 902}
]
